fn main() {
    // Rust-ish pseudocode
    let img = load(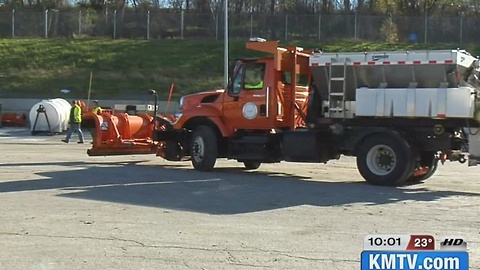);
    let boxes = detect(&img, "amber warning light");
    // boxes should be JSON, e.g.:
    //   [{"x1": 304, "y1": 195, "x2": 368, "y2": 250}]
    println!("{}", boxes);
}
[{"x1": 249, "y1": 37, "x2": 266, "y2": 42}]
